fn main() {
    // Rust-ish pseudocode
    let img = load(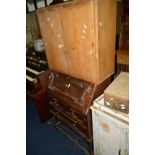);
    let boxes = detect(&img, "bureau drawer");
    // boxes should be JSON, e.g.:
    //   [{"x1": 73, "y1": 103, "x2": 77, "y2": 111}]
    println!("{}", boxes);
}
[
  {"x1": 49, "y1": 100, "x2": 88, "y2": 127},
  {"x1": 69, "y1": 108, "x2": 88, "y2": 126},
  {"x1": 49, "y1": 102, "x2": 87, "y2": 128},
  {"x1": 49, "y1": 107, "x2": 90, "y2": 140}
]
